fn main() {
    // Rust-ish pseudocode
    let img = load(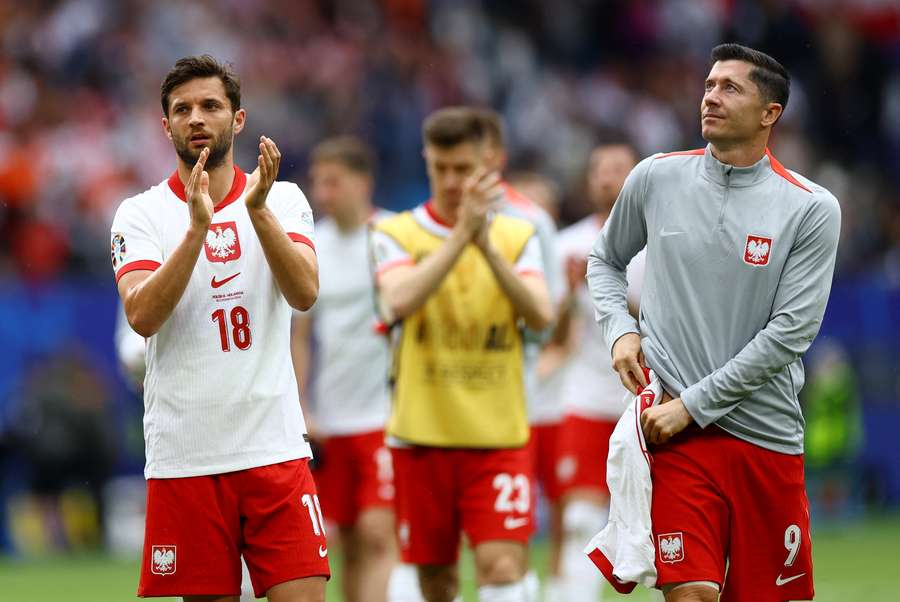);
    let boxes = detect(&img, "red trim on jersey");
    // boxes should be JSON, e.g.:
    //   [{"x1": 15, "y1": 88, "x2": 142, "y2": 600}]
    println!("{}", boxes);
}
[
  {"x1": 377, "y1": 258, "x2": 415, "y2": 277},
  {"x1": 765, "y1": 149, "x2": 812, "y2": 193},
  {"x1": 516, "y1": 268, "x2": 544, "y2": 278},
  {"x1": 424, "y1": 201, "x2": 453, "y2": 227},
  {"x1": 502, "y1": 182, "x2": 534, "y2": 210},
  {"x1": 116, "y1": 260, "x2": 161, "y2": 283},
  {"x1": 373, "y1": 320, "x2": 390, "y2": 335},
  {"x1": 287, "y1": 232, "x2": 316, "y2": 252},
  {"x1": 657, "y1": 148, "x2": 706, "y2": 159},
  {"x1": 167, "y1": 166, "x2": 248, "y2": 212}
]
